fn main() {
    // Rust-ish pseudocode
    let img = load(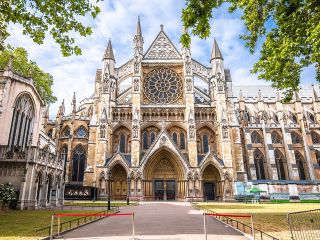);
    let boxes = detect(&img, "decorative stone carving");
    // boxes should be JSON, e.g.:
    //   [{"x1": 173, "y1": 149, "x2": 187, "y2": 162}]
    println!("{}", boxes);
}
[
  {"x1": 143, "y1": 68, "x2": 183, "y2": 104},
  {"x1": 132, "y1": 125, "x2": 139, "y2": 139},
  {"x1": 133, "y1": 78, "x2": 140, "y2": 92},
  {"x1": 100, "y1": 124, "x2": 106, "y2": 138},
  {"x1": 160, "y1": 136, "x2": 167, "y2": 144},
  {"x1": 144, "y1": 32, "x2": 180, "y2": 59},
  {"x1": 186, "y1": 78, "x2": 193, "y2": 92}
]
